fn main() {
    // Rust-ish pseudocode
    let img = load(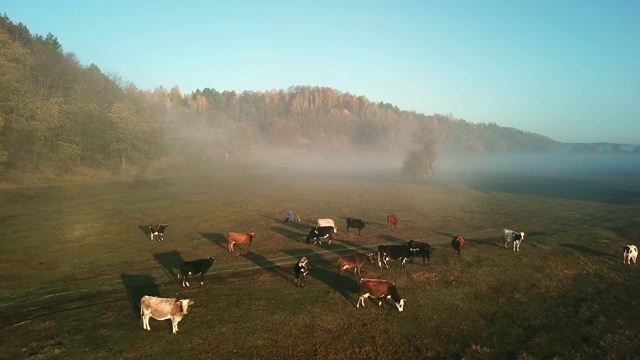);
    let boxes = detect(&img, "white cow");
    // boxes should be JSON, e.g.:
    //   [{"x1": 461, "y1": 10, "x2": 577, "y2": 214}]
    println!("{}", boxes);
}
[
  {"x1": 623, "y1": 245, "x2": 638, "y2": 264},
  {"x1": 317, "y1": 218, "x2": 337, "y2": 233},
  {"x1": 140, "y1": 295, "x2": 194, "y2": 334},
  {"x1": 502, "y1": 229, "x2": 525, "y2": 251}
]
